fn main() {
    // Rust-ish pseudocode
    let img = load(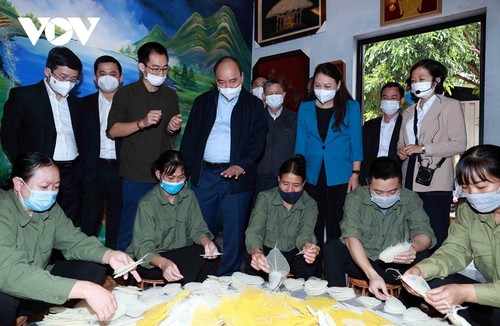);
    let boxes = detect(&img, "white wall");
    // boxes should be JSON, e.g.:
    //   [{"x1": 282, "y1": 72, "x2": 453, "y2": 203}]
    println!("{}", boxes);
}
[{"x1": 252, "y1": 0, "x2": 500, "y2": 144}]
